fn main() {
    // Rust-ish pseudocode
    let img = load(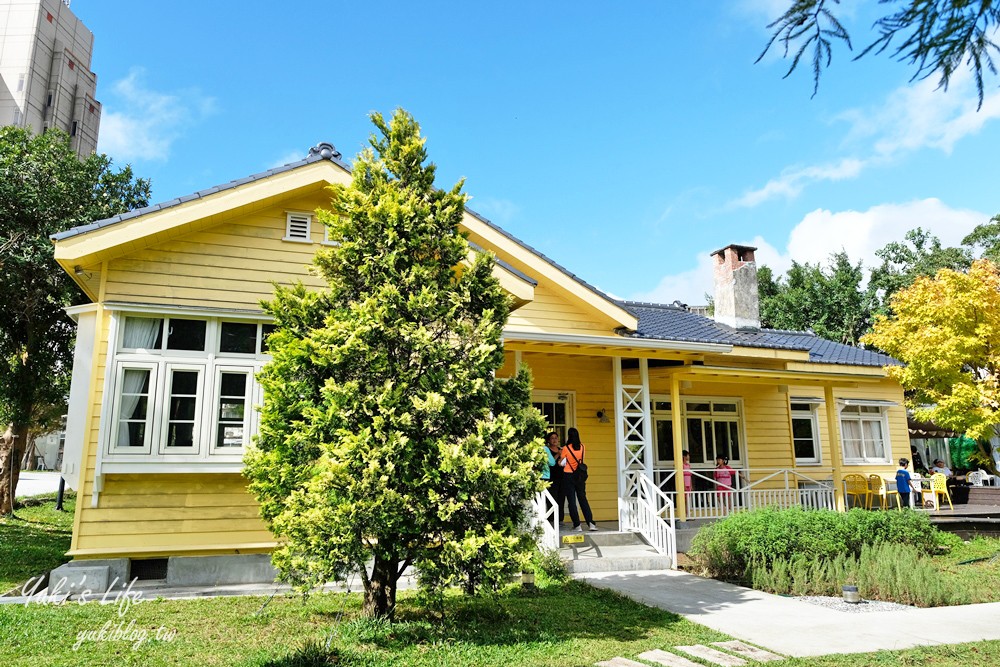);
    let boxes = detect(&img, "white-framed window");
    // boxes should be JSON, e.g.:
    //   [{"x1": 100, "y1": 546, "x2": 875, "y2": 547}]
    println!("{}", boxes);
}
[
  {"x1": 322, "y1": 224, "x2": 339, "y2": 246},
  {"x1": 840, "y1": 402, "x2": 892, "y2": 464},
  {"x1": 532, "y1": 391, "x2": 575, "y2": 444},
  {"x1": 283, "y1": 211, "x2": 312, "y2": 243},
  {"x1": 650, "y1": 397, "x2": 744, "y2": 467},
  {"x1": 104, "y1": 314, "x2": 273, "y2": 462},
  {"x1": 790, "y1": 399, "x2": 821, "y2": 464}
]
